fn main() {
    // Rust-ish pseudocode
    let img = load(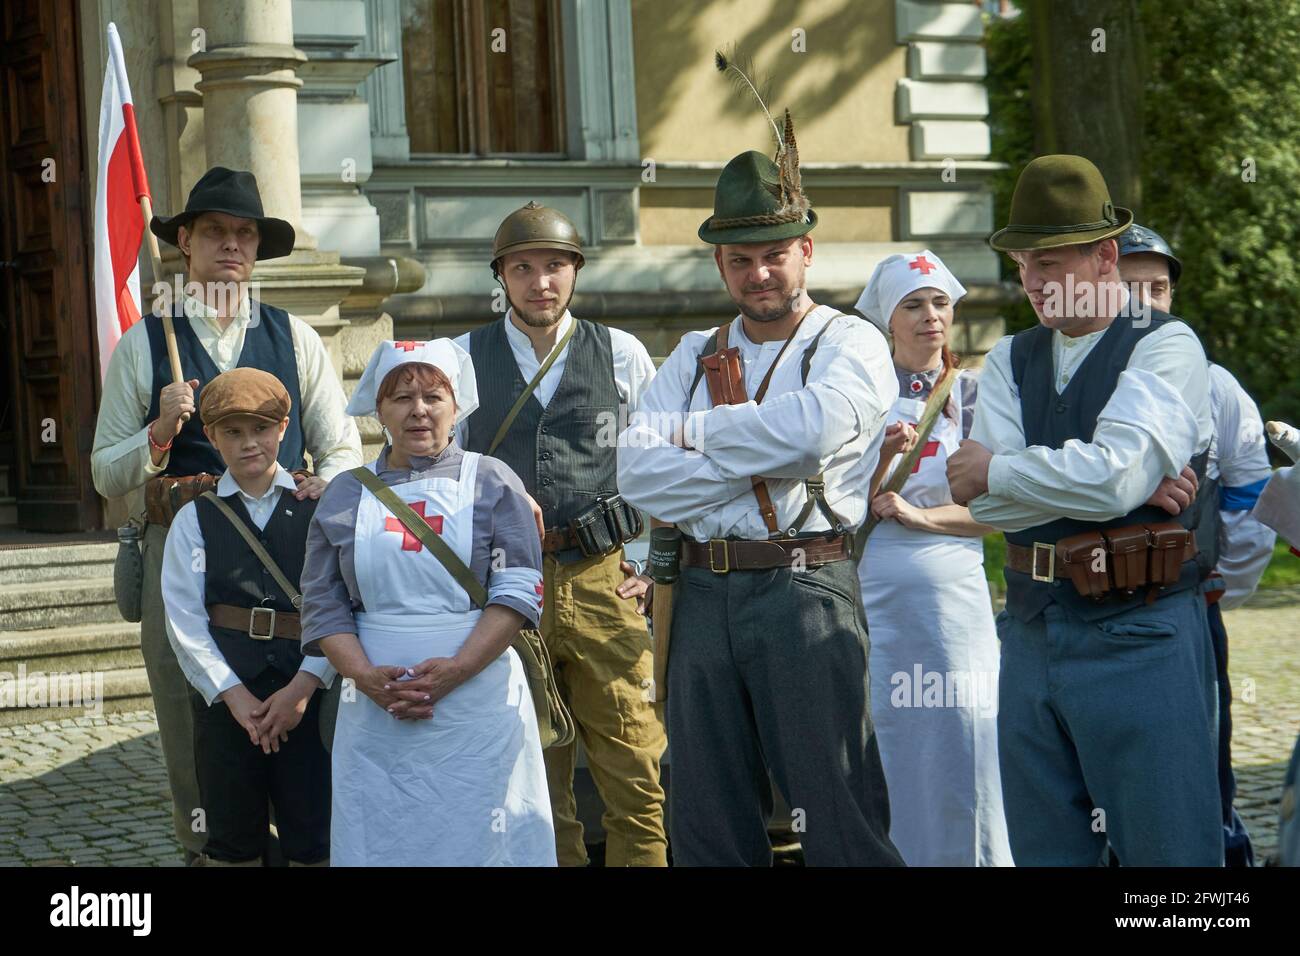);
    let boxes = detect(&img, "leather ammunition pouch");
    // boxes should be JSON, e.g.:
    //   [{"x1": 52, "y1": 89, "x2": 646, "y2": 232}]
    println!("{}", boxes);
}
[
  {"x1": 145, "y1": 469, "x2": 310, "y2": 528},
  {"x1": 1006, "y1": 521, "x2": 1196, "y2": 601},
  {"x1": 145, "y1": 474, "x2": 220, "y2": 528},
  {"x1": 1056, "y1": 531, "x2": 1111, "y2": 599},
  {"x1": 558, "y1": 494, "x2": 644, "y2": 558}
]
